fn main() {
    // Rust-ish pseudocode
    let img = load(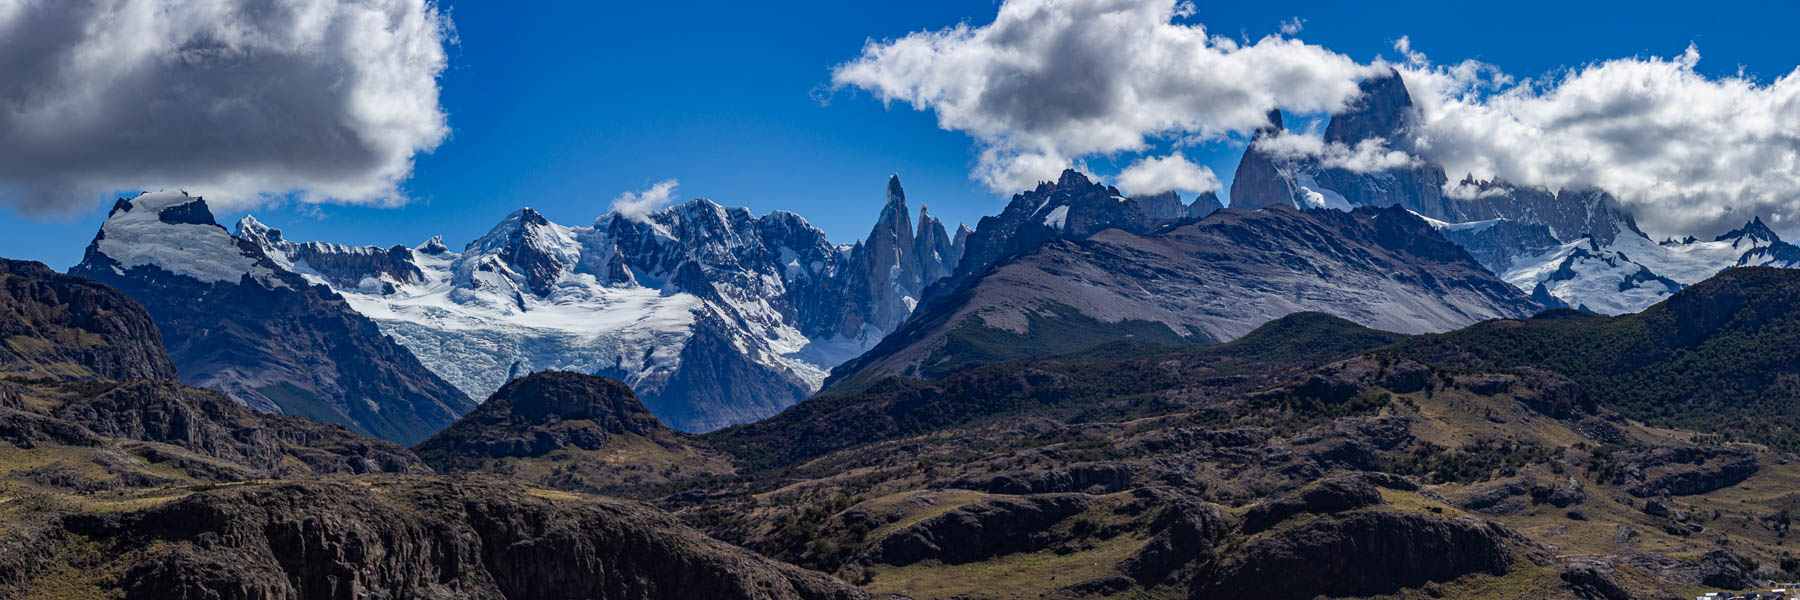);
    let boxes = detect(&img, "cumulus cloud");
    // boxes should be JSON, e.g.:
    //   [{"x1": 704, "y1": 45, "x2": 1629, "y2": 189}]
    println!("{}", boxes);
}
[
  {"x1": 1397, "y1": 42, "x2": 1800, "y2": 236},
  {"x1": 1116, "y1": 153, "x2": 1219, "y2": 196},
  {"x1": 1253, "y1": 132, "x2": 1421, "y2": 173},
  {"x1": 0, "y1": 0, "x2": 452, "y2": 215},
  {"x1": 611, "y1": 179, "x2": 680, "y2": 221},
  {"x1": 829, "y1": 0, "x2": 1379, "y2": 193}
]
